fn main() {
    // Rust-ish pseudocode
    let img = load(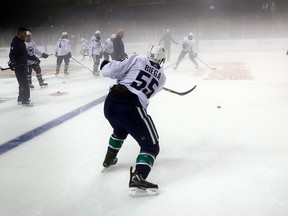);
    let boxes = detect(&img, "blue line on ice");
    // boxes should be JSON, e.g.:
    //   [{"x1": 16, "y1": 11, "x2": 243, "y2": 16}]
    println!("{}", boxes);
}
[{"x1": 0, "y1": 96, "x2": 106, "y2": 155}]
